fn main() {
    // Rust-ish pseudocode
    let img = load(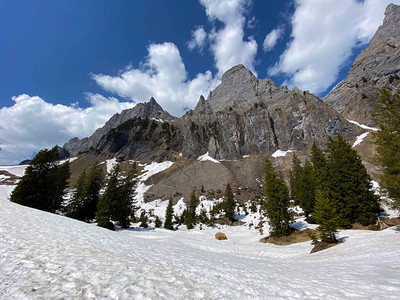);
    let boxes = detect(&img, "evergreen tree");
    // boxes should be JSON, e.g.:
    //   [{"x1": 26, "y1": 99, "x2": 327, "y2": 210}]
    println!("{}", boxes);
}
[
  {"x1": 50, "y1": 159, "x2": 70, "y2": 212},
  {"x1": 326, "y1": 135, "x2": 380, "y2": 226},
  {"x1": 66, "y1": 170, "x2": 88, "y2": 220},
  {"x1": 164, "y1": 197, "x2": 174, "y2": 230},
  {"x1": 66, "y1": 164, "x2": 104, "y2": 222},
  {"x1": 372, "y1": 89, "x2": 400, "y2": 207},
  {"x1": 224, "y1": 183, "x2": 236, "y2": 222},
  {"x1": 264, "y1": 158, "x2": 292, "y2": 237},
  {"x1": 297, "y1": 160, "x2": 316, "y2": 219},
  {"x1": 139, "y1": 210, "x2": 148, "y2": 228},
  {"x1": 289, "y1": 153, "x2": 303, "y2": 205},
  {"x1": 96, "y1": 165, "x2": 120, "y2": 230},
  {"x1": 154, "y1": 216, "x2": 162, "y2": 228},
  {"x1": 310, "y1": 142, "x2": 327, "y2": 191},
  {"x1": 84, "y1": 164, "x2": 104, "y2": 221},
  {"x1": 10, "y1": 146, "x2": 70, "y2": 212},
  {"x1": 185, "y1": 191, "x2": 197, "y2": 229},
  {"x1": 112, "y1": 163, "x2": 137, "y2": 228},
  {"x1": 314, "y1": 189, "x2": 339, "y2": 243}
]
